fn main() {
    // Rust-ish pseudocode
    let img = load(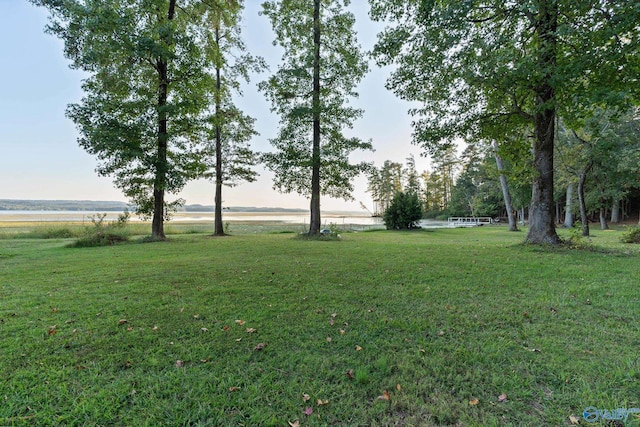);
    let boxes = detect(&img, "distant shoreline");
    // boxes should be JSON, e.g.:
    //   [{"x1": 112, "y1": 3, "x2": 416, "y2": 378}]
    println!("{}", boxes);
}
[{"x1": 0, "y1": 199, "x2": 365, "y2": 216}]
